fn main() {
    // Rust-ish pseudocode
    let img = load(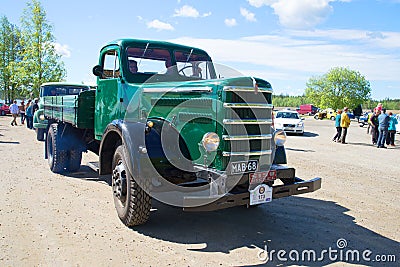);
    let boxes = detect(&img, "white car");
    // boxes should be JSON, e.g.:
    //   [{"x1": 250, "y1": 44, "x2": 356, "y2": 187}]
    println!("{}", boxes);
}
[{"x1": 274, "y1": 110, "x2": 304, "y2": 135}]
